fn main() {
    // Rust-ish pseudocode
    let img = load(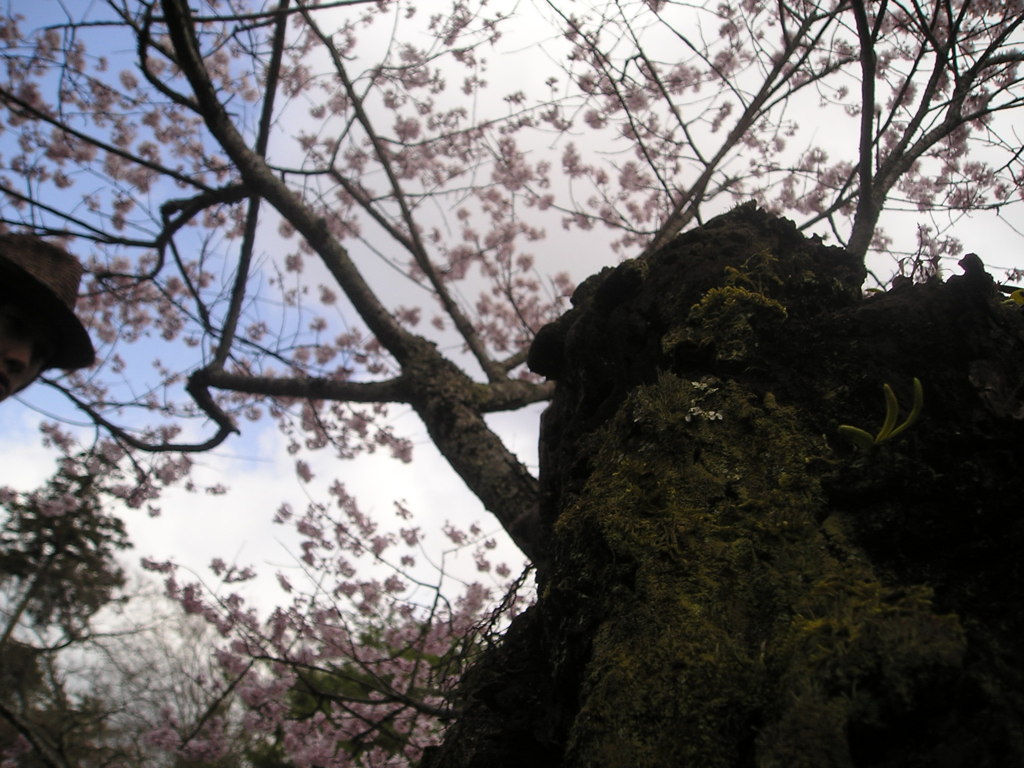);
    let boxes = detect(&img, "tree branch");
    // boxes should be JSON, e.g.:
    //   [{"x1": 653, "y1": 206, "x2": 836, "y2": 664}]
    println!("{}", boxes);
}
[
  {"x1": 159, "y1": 0, "x2": 418, "y2": 362},
  {"x1": 642, "y1": 2, "x2": 852, "y2": 256},
  {"x1": 475, "y1": 379, "x2": 554, "y2": 413},
  {"x1": 158, "y1": 0, "x2": 548, "y2": 564},
  {"x1": 211, "y1": 0, "x2": 290, "y2": 371},
  {"x1": 0, "y1": 85, "x2": 211, "y2": 192},
  {"x1": 859, "y1": 9, "x2": 1024, "y2": 251},
  {"x1": 201, "y1": 370, "x2": 409, "y2": 403},
  {"x1": 0, "y1": 699, "x2": 69, "y2": 768},
  {"x1": 300, "y1": 7, "x2": 507, "y2": 382},
  {"x1": 847, "y1": 0, "x2": 882, "y2": 257},
  {"x1": 46, "y1": 375, "x2": 239, "y2": 453}
]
